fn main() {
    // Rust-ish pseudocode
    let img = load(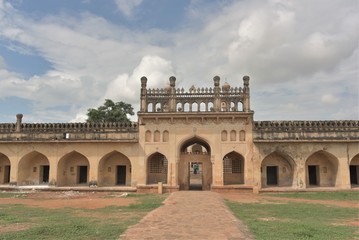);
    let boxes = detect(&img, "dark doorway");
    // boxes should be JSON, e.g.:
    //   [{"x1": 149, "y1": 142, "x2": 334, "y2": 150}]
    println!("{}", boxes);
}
[
  {"x1": 350, "y1": 165, "x2": 358, "y2": 185},
  {"x1": 266, "y1": 166, "x2": 278, "y2": 185},
  {"x1": 116, "y1": 165, "x2": 126, "y2": 185},
  {"x1": 308, "y1": 165, "x2": 318, "y2": 185},
  {"x1": 78, "y1": 166, "x2": 88, "y2": 184},
  {"x1": 189, "y1": 162, "x2": 202, "y2": 190},
  {"x1": 41, "y1": 165, "x2": 50, "y2": 183},
  {"x1": 4, "y1": 165, "x2": 10, "y2": 183}
]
